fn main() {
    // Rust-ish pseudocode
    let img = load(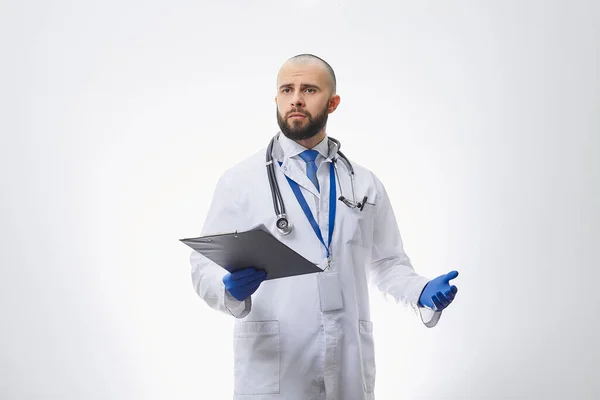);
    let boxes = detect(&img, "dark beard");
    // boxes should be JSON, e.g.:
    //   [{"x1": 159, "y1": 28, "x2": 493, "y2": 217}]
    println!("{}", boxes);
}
[{"x1": 276, "y1": 104, "x2": 329, "y2": 141}]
